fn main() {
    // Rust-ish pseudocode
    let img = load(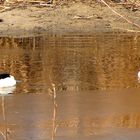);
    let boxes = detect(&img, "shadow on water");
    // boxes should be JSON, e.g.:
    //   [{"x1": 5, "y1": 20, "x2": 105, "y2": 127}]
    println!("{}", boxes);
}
[{"x1": 0, "y1": 33, "x2": 140, "y2": 139}]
